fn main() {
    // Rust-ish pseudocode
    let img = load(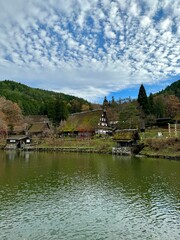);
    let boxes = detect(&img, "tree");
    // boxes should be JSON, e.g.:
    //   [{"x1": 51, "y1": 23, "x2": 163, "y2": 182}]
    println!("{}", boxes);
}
[
  {"x1": 153, "y1": 95, "x2": 165, "y2": 118},
  {"x1": 111, "y1": 96, "x2": 117, "y2": 107},
  {"x1": 81, "y1": 104, "x2": 90, "y2": 112},
  {"x1": 71, "y1": 99, "x2": 81, "y2": 113},
  {"x1": 0, "y1": 97, "x2": 23, "y2": 135},
  {"x1": 0, "y1": 111, "x2": 7, "y2": 136},
  {"x1": 48, "y1": 97, "x2": 69, "y2": 126},
  {"x1": 164, "y1": 95, "x2": 180, "y2": 118},
  {"x1": 148, "y1": 93, "x2": 154, "y2": 114},
  {"x1": 118, "y1": 102, "x2": 141, "y2": 129},
  {"x1": 103, "y1": 96, "x2": 109, "y2": 108},
  {"x1": 1, "y1": 99, "x2": 23, "y2": 124},
  {"x1": 137, "y1": 84, "x2": 149, "y2": 114}
]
